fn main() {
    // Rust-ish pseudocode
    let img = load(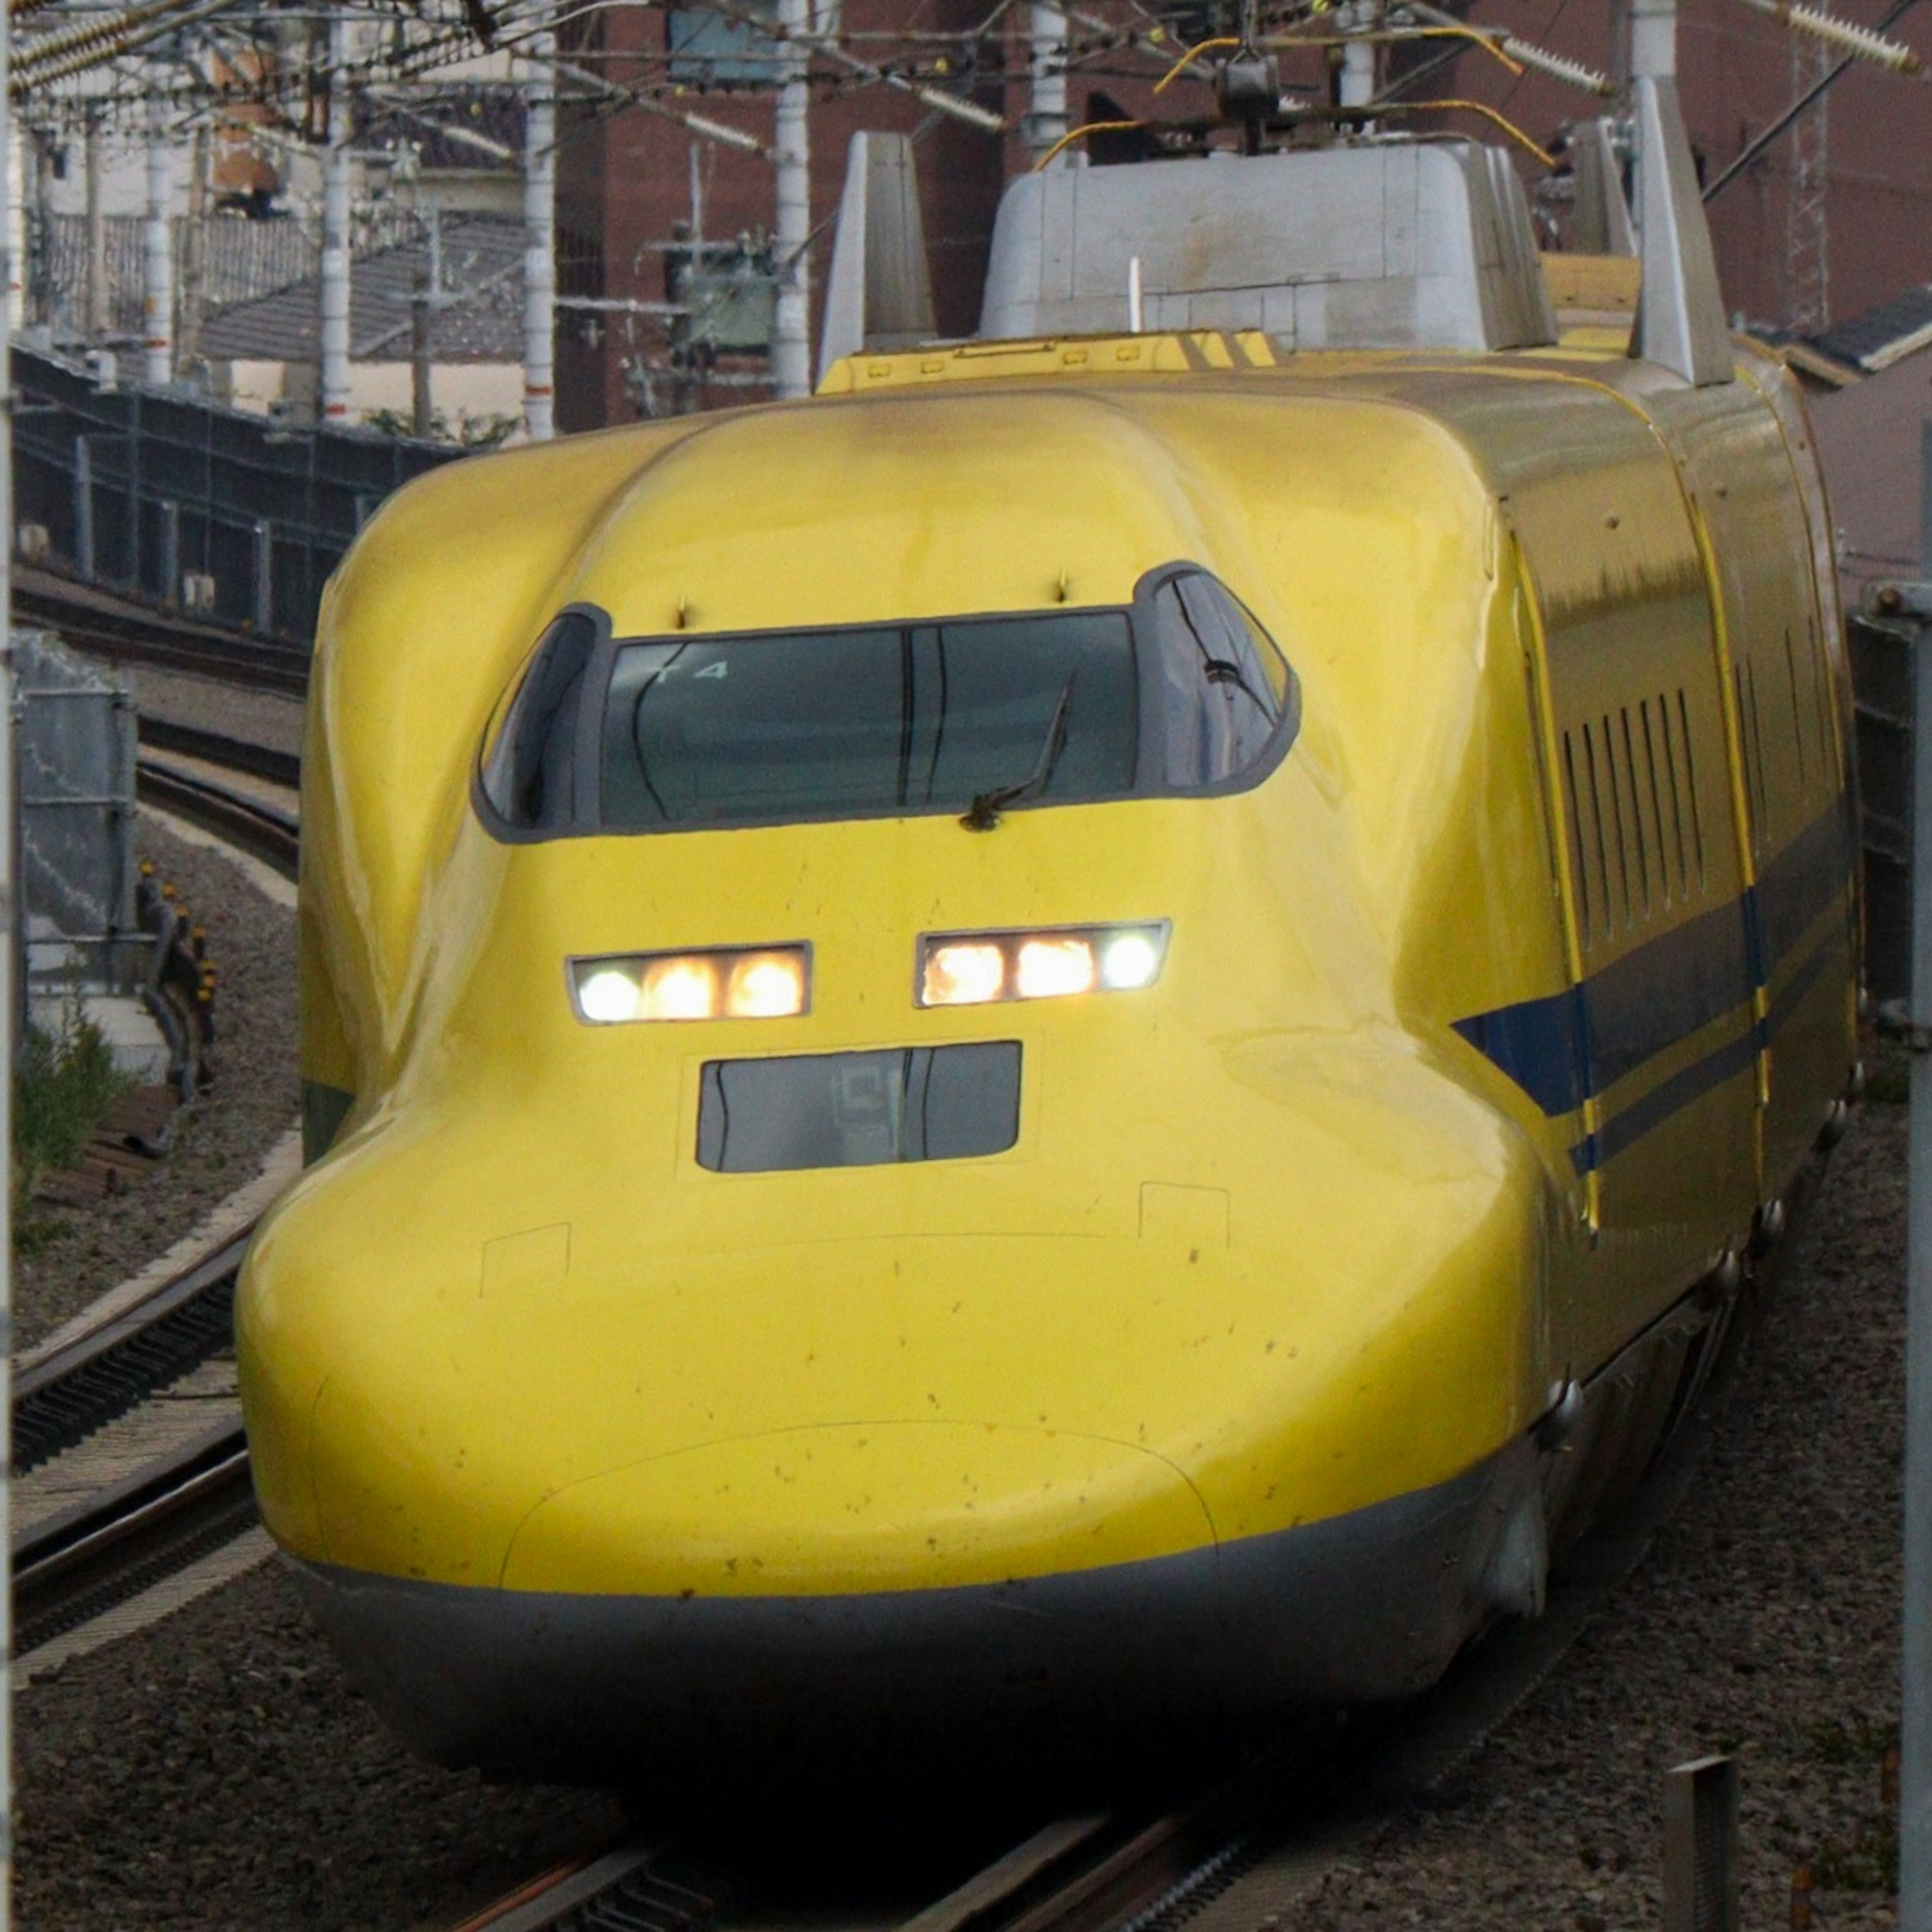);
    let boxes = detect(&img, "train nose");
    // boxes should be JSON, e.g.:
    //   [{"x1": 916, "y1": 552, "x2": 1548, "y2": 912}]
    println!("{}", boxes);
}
[{"x1": 500, "y1": 1422, "x2": 1215, "y2": 1596}]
